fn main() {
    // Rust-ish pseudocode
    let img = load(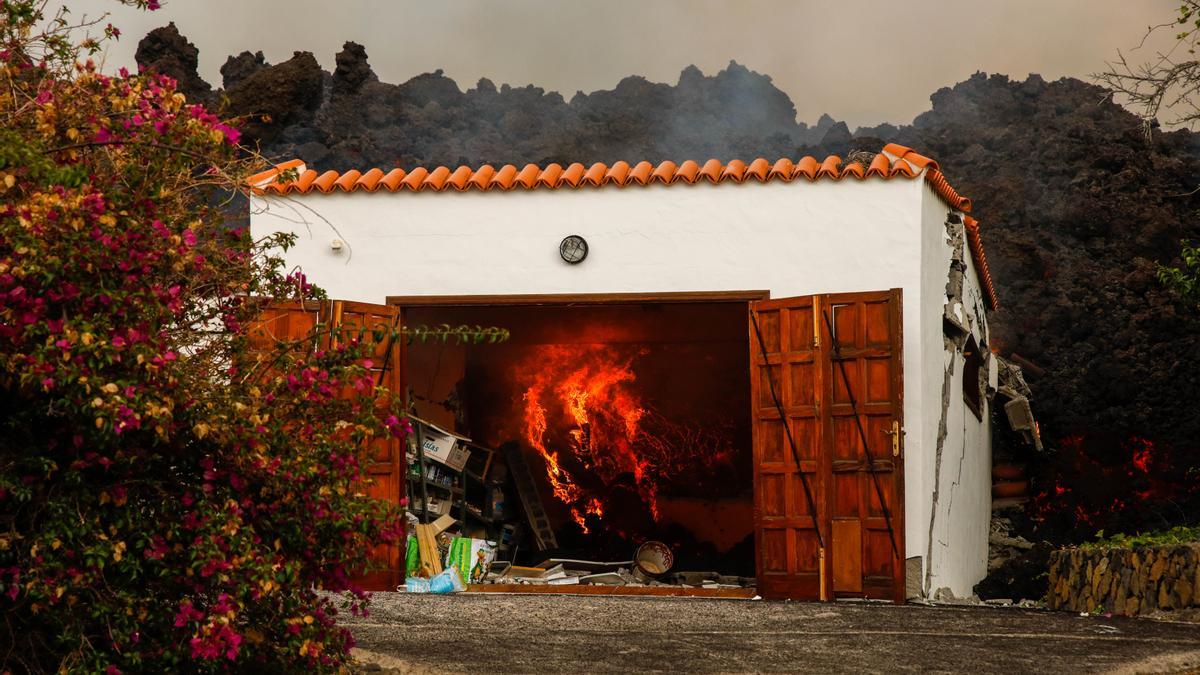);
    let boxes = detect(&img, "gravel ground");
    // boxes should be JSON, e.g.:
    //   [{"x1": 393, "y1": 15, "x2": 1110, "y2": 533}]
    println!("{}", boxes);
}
[{"x1": 340, "y1": 592, "x2": 1200, "y2": 674}]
